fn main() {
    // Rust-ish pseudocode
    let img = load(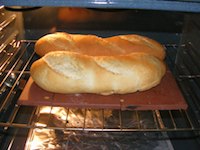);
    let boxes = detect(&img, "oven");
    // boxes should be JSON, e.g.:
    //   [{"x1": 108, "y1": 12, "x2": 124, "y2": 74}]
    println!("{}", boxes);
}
[{"x1": 0, "y1": 1, "x2": 200, "y2": 149}]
